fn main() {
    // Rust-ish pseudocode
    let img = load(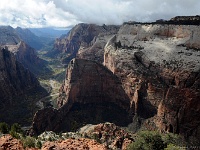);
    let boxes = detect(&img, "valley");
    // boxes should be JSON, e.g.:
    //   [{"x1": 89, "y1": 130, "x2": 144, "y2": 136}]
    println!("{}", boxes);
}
[
  {"x1": 36, "y1": 50, "x2": 65, "y2": 108},
  {"x1": 0, "y1": 16, "x2": 200, "y2": 149}
]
